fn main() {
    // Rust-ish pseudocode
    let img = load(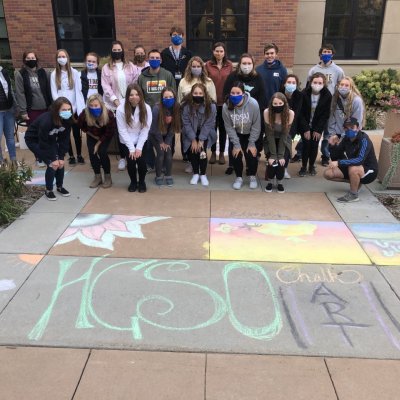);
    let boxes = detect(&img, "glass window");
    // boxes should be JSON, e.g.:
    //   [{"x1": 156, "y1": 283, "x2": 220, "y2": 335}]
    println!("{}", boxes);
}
[
  {"x1": 187, "y1": 0, "x2": 249, "y2": 62},
  {"x1": 323, "y1": 0, "x2": 386, "y2": 59},
  {"x1": 0, "y1": 0, "x2": 10, "y2": 59},
  {"x1": 53, "y1": 0, "x2": 115, "y2": 61}
]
